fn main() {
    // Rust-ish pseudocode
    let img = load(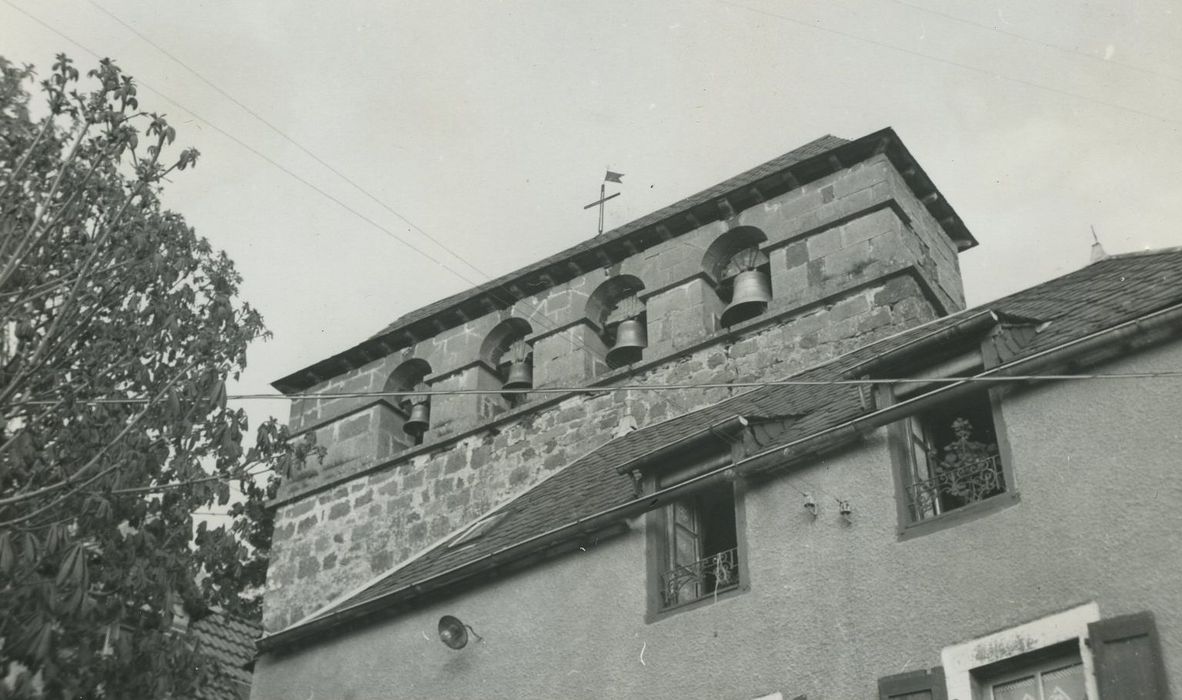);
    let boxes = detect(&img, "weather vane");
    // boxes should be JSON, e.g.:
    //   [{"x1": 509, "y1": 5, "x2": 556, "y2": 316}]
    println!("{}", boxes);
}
[{"x1": 584, "y1": 169, "x2": 624, "y2": 236}]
